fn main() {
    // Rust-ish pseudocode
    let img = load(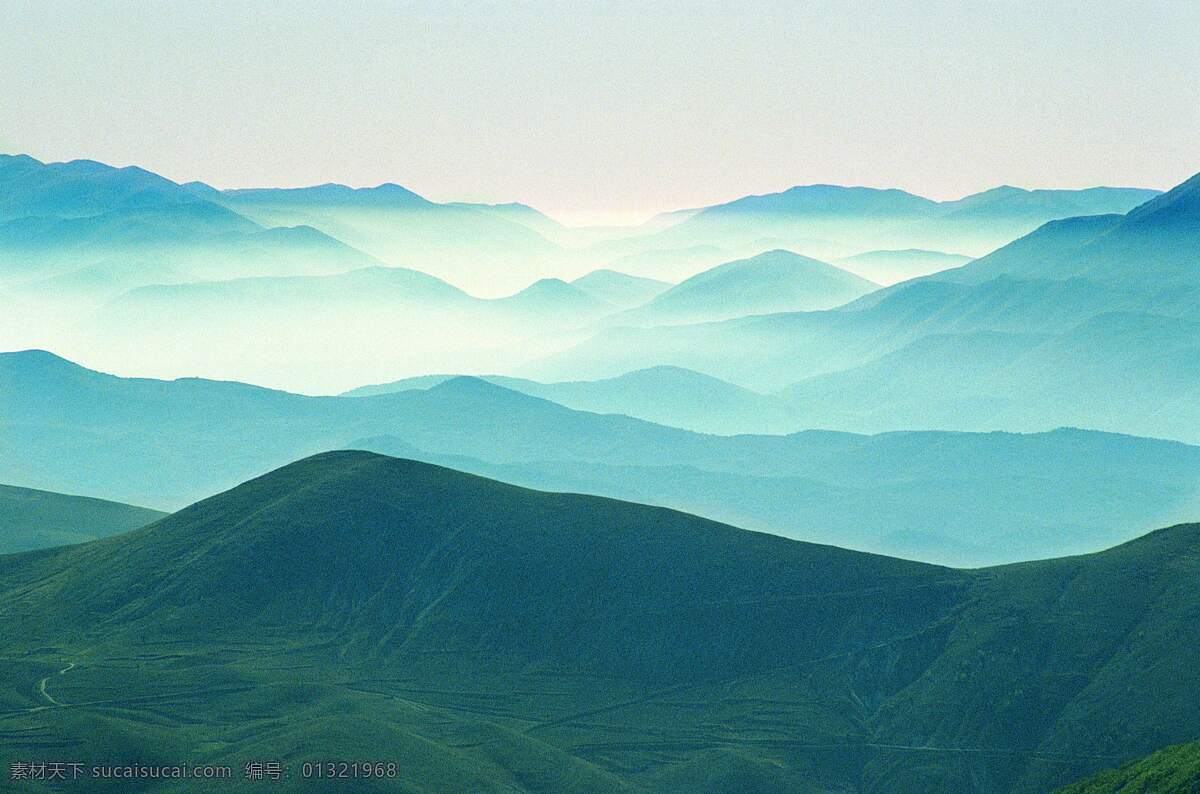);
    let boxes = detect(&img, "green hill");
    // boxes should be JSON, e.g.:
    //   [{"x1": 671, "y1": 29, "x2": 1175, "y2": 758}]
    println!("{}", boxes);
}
[
  {"x1": 0, "y1": 452, "x2": 1197, "y2": 792},
  {"x1": 0, "y1": 484, "x2": 165, "y2": 554},
  {"x1": 1056, "y1": 740, "x2": 1200, "y2": 793}
]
